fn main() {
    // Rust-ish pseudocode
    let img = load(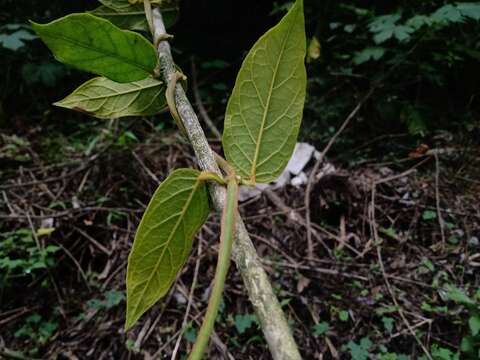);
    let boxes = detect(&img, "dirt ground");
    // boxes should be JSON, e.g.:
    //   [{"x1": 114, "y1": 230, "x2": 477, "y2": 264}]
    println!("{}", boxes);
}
[{"x1": 0, "y1": 127, "x2": 479, "y2": 359}]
